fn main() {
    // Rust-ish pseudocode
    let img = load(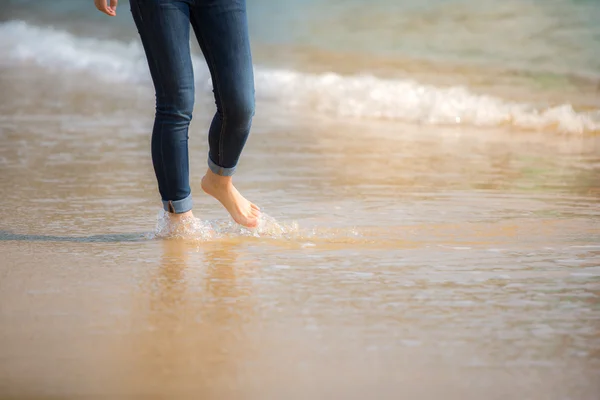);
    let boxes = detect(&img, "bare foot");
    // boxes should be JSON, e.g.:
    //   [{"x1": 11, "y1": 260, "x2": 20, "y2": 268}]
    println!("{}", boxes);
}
[
  {"x1": 201, "y1": 169, "x2": 261, "y2": 228},
  {"x1": 165, "y1": 210, "x2": 195, "y2": 235},
  {"x1": 158, "y1": 209, "x2": 197, "y2": 237}
]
